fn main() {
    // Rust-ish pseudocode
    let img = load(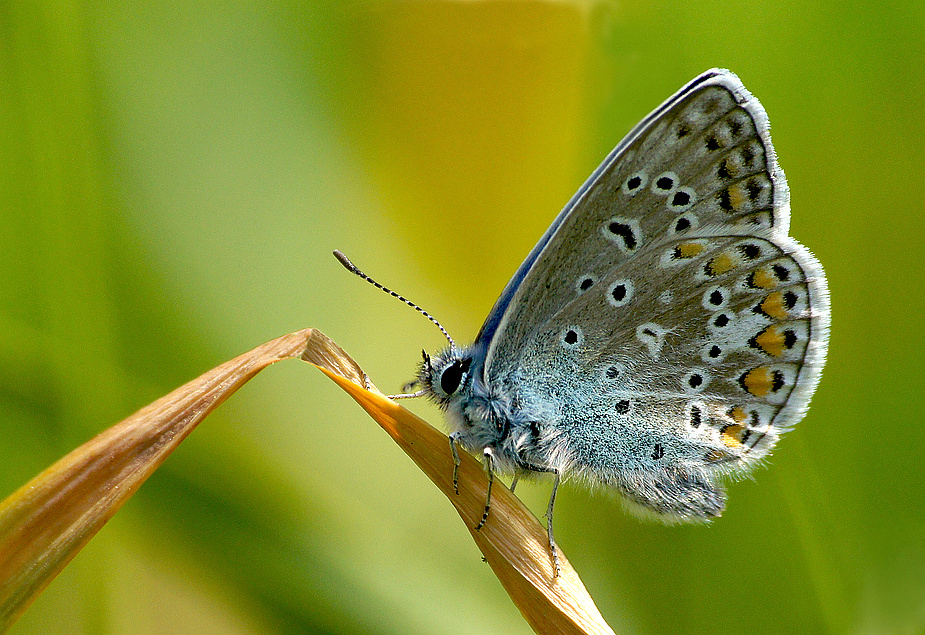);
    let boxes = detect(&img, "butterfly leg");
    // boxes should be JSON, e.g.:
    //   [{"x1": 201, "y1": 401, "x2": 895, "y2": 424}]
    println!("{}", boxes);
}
[
  {"x1": 475, "y1": 447, "x2": 495, "y2": 531},
  {"x1": 387, "y1": 387, "x2": 427, "y2": 399},
  {"x1": 546, "y1": 470, "x2": 562, "y2": 577},
  {"x1": 511, "y1": 461, "x2": 562, "y2": 576},
  {"x1": 448, "y1": 432, "x2": 462, "y2": 495},
  {"x1": 509, "y1": 473, "x2": 520, "y2": 493}
]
